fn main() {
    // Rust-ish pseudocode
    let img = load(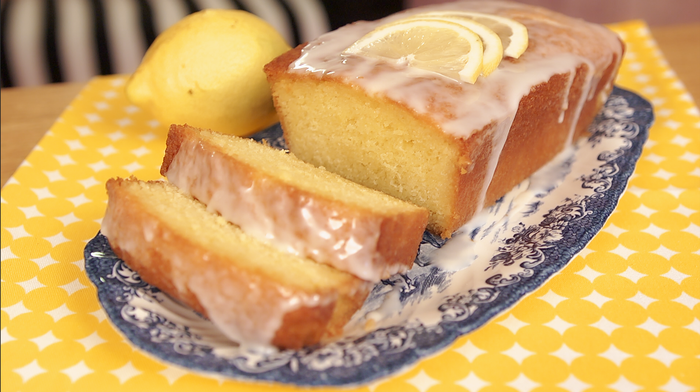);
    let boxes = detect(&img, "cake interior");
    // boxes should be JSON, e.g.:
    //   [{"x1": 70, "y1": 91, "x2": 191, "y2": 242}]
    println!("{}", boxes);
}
[
  {"x1": 272, "y1": 77, "x2": 462, "y2": 235},
  {"x1": 200, "y1": 129, "x2": 424, "y2": 216}
]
